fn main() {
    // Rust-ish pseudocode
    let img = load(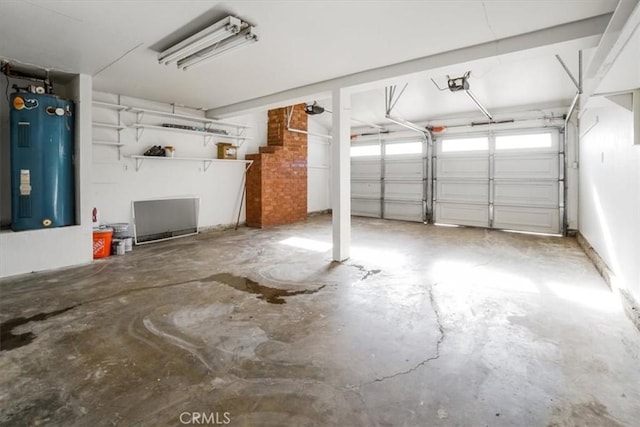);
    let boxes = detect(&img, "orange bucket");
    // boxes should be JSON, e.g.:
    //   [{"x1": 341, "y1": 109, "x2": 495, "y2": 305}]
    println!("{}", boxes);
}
[{"x1": 92, "y1": 228, "x2": 113, "y2": 259}]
